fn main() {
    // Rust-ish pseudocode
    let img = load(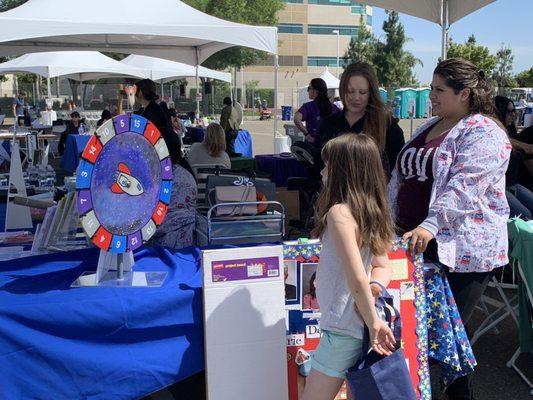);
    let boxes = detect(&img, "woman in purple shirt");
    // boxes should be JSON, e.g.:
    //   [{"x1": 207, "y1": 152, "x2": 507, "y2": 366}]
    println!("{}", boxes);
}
[{"x1": 294, "y1": 78, "x2": 339, "y2": 144}]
